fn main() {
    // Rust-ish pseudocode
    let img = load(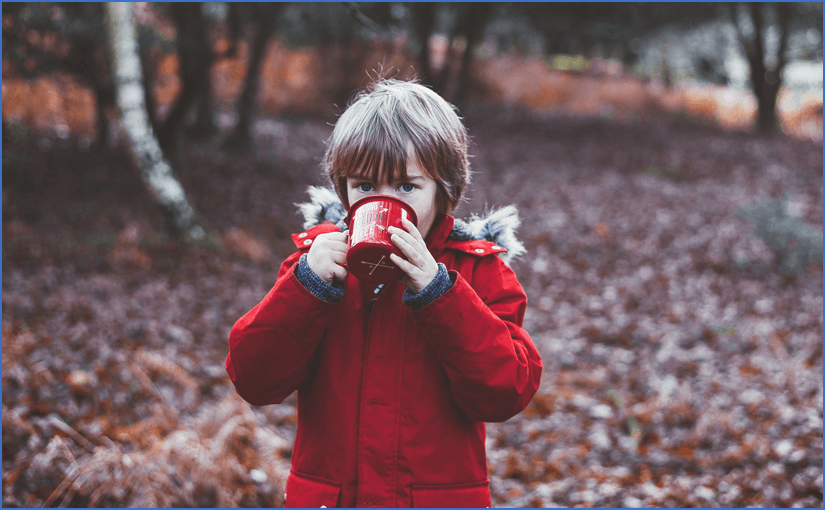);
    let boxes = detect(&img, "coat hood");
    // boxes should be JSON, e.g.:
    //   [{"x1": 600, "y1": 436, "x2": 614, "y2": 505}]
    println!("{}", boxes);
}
[{"x1": 295, "y1": 186, "x2": 526, "y2": 264}]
